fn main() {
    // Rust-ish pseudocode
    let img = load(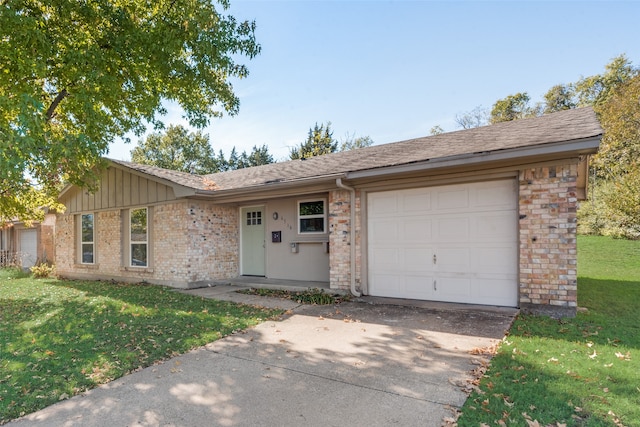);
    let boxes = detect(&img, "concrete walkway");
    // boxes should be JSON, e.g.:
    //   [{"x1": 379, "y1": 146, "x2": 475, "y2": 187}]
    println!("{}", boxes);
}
[{"x1": 7, "y1": 286, "x2": 517, "y2": 427}]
